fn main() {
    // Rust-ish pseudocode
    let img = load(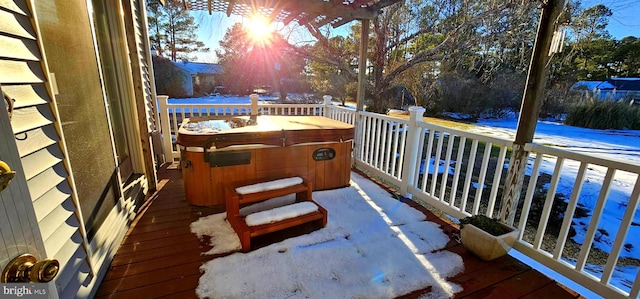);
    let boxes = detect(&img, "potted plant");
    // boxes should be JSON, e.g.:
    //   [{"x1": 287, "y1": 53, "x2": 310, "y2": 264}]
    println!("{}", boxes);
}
[{"x1": 459, "y1": 215, "x2": 519, "y2": 261}]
